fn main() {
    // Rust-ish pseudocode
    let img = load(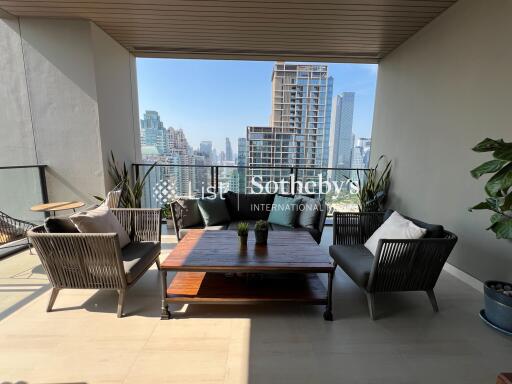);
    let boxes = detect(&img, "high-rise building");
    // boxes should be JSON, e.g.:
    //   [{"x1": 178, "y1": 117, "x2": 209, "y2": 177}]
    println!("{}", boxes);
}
[
  {"x1": 140, "y1": 110, "x2": 168, "y2": 156},
  {"x1": 247, "y1": 62, "x2": 333, "y2": 188},
  {"x1": 225, "y1": 138, "x2": 233, "y2": 161},
  {"x1": 220, "y1": 151, "x2": 226, "y2": 164},
  {"x1": 246, "y1": 126, "x2": 273, "y2": 191},
  {"x1": 199, "y1": 141, "x2": 213, "y2": 161},
  {"x1": 329, "y1": 92, "x2": 355, "y2": 180},
  {"x1": 350, "y1": 146, "x2": 366, "y2": 185},
  {"x1": 237, "y1": 138, "x2": 247, "y2": 192}
]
